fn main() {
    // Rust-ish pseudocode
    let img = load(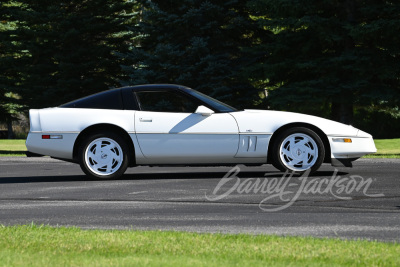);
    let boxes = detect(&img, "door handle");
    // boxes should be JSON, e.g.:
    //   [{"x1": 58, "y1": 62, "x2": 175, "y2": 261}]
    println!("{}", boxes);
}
[{"x1": 139, "y1": 118, "x2": 152, "y2": 122}]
